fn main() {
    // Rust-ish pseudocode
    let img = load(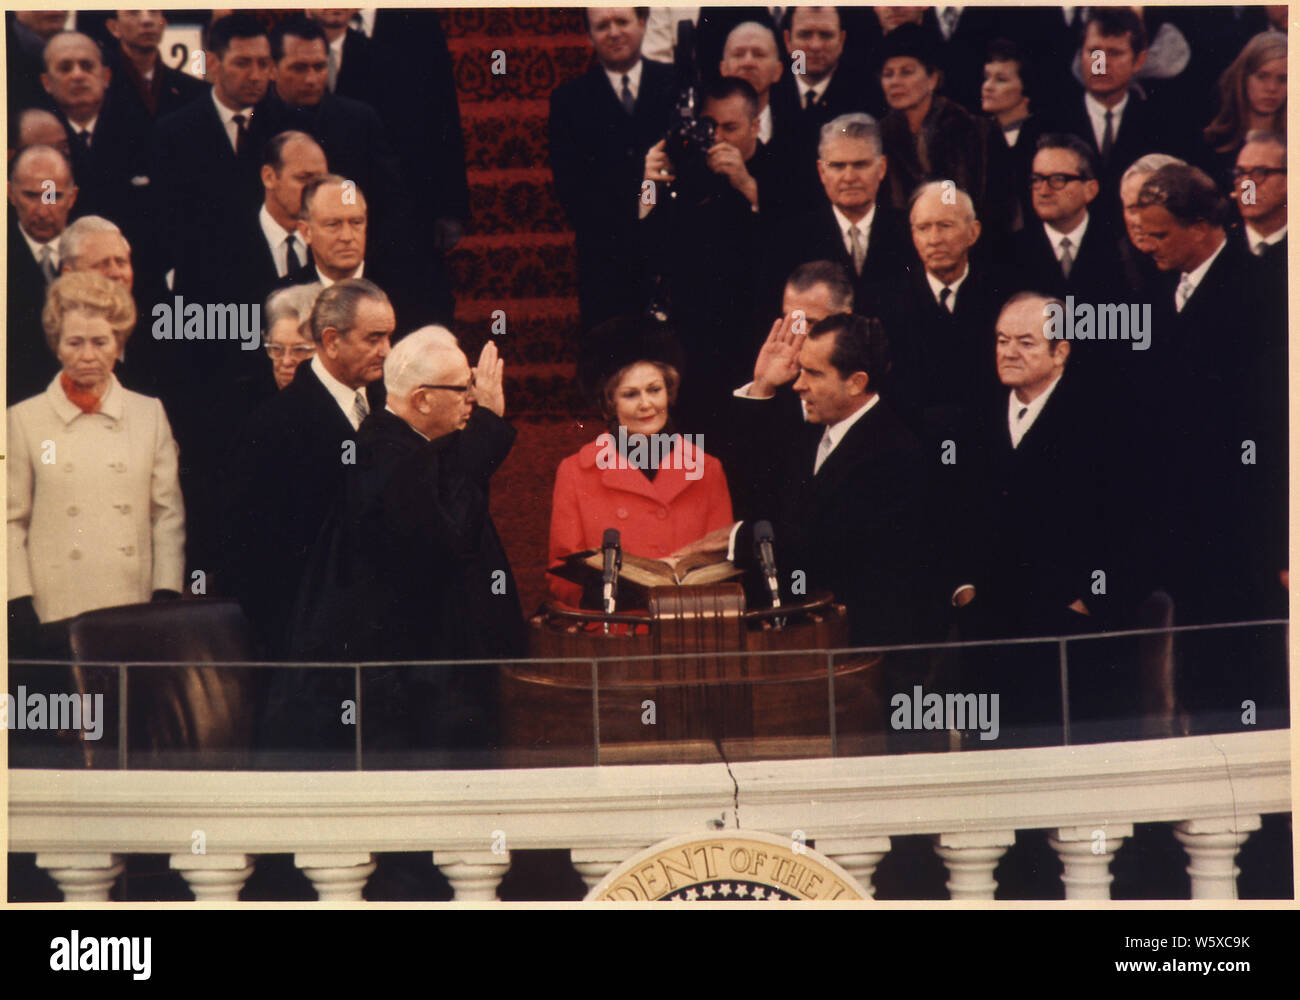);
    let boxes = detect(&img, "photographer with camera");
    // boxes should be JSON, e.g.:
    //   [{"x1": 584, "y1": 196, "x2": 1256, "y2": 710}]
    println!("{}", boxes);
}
[{"x1": 639, "y1": 77, "x2": 794, "y2": 437}]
